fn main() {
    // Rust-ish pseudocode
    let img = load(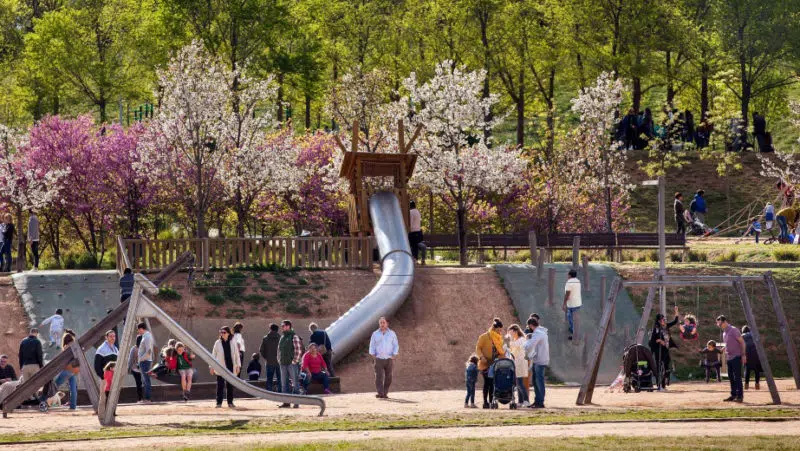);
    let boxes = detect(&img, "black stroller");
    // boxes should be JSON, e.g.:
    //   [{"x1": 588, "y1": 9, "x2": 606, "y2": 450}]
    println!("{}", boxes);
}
[
  {"x1": 622, "y1": 344, "x2": 657, "y2": 393},
  {"x1": 490, "y1": 357, "x2": 517, "y2": 409},
  {"x1": 38, "y1": 380, "x2": 61, "y2": 412}
]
